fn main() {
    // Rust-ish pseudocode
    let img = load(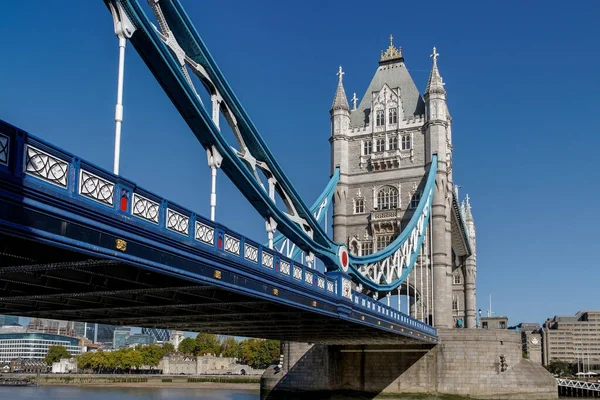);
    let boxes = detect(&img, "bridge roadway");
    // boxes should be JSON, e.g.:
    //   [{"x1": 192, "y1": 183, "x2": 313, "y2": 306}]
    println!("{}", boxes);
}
[{"x1": 0, "y1": 119, "x2": 436, "y2": 345}]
